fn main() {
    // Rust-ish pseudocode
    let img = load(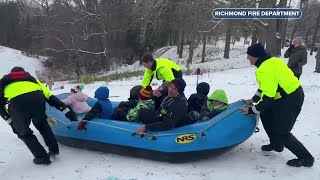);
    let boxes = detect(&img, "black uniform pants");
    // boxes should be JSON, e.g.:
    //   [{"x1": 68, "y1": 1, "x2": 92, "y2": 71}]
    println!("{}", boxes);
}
[
  {"x1": 260, "y1": 87, "x2": 313, "y2": 159},
  {"x1": 9, "y1": 91, "x2": 59, "y2": 159},
  {"x1": 294, "y1": 73, "x2": 301, "y2": 80}
]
